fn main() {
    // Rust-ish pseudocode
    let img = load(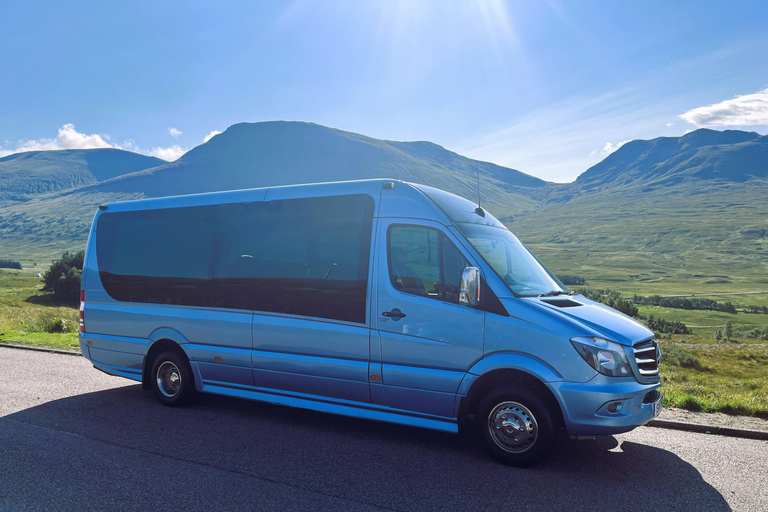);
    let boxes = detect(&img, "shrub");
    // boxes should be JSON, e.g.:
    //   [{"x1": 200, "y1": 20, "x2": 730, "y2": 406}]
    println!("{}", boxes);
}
[
  {"x1": 41, "y1": 251, "x2": 84, "y2": 305},
  {"x1": 724, "y1": 321, "x2": 733, "y2": 341},
  {"x1": 39, "y1": 317, "x2": 69, "y2": 333},
  {"x1": 662, "y1": 344, "x2": 703, "y2": 370},
  {"x1": 25, "y1": 312, "x2": 76, "y2": 333},
  {"x1": 646, "y1": 315, "x2": 690, "y2": 334},
  {"x1": 633, "y1": 295, "x2": 737, "y2": 313},
  {"x1": 557, "y1": 275, "x2": 586, "y2": 286},
  {"x1": 0, "y1": 259, "x2": 22, "y2": 269}
]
